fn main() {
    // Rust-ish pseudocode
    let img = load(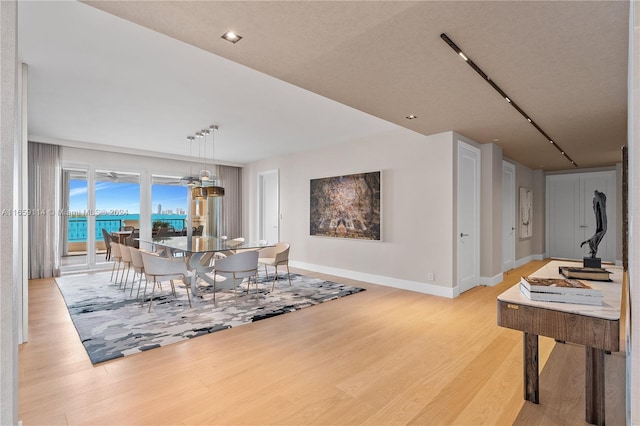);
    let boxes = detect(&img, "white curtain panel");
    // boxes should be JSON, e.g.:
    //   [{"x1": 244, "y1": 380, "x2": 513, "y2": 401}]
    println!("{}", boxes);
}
[
  {"x1": 28, "y1": 142, "x2": 61, "y2": 278},
  {"x1": 218, "y1": 165, "x2": 242, "y2": 239}
]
